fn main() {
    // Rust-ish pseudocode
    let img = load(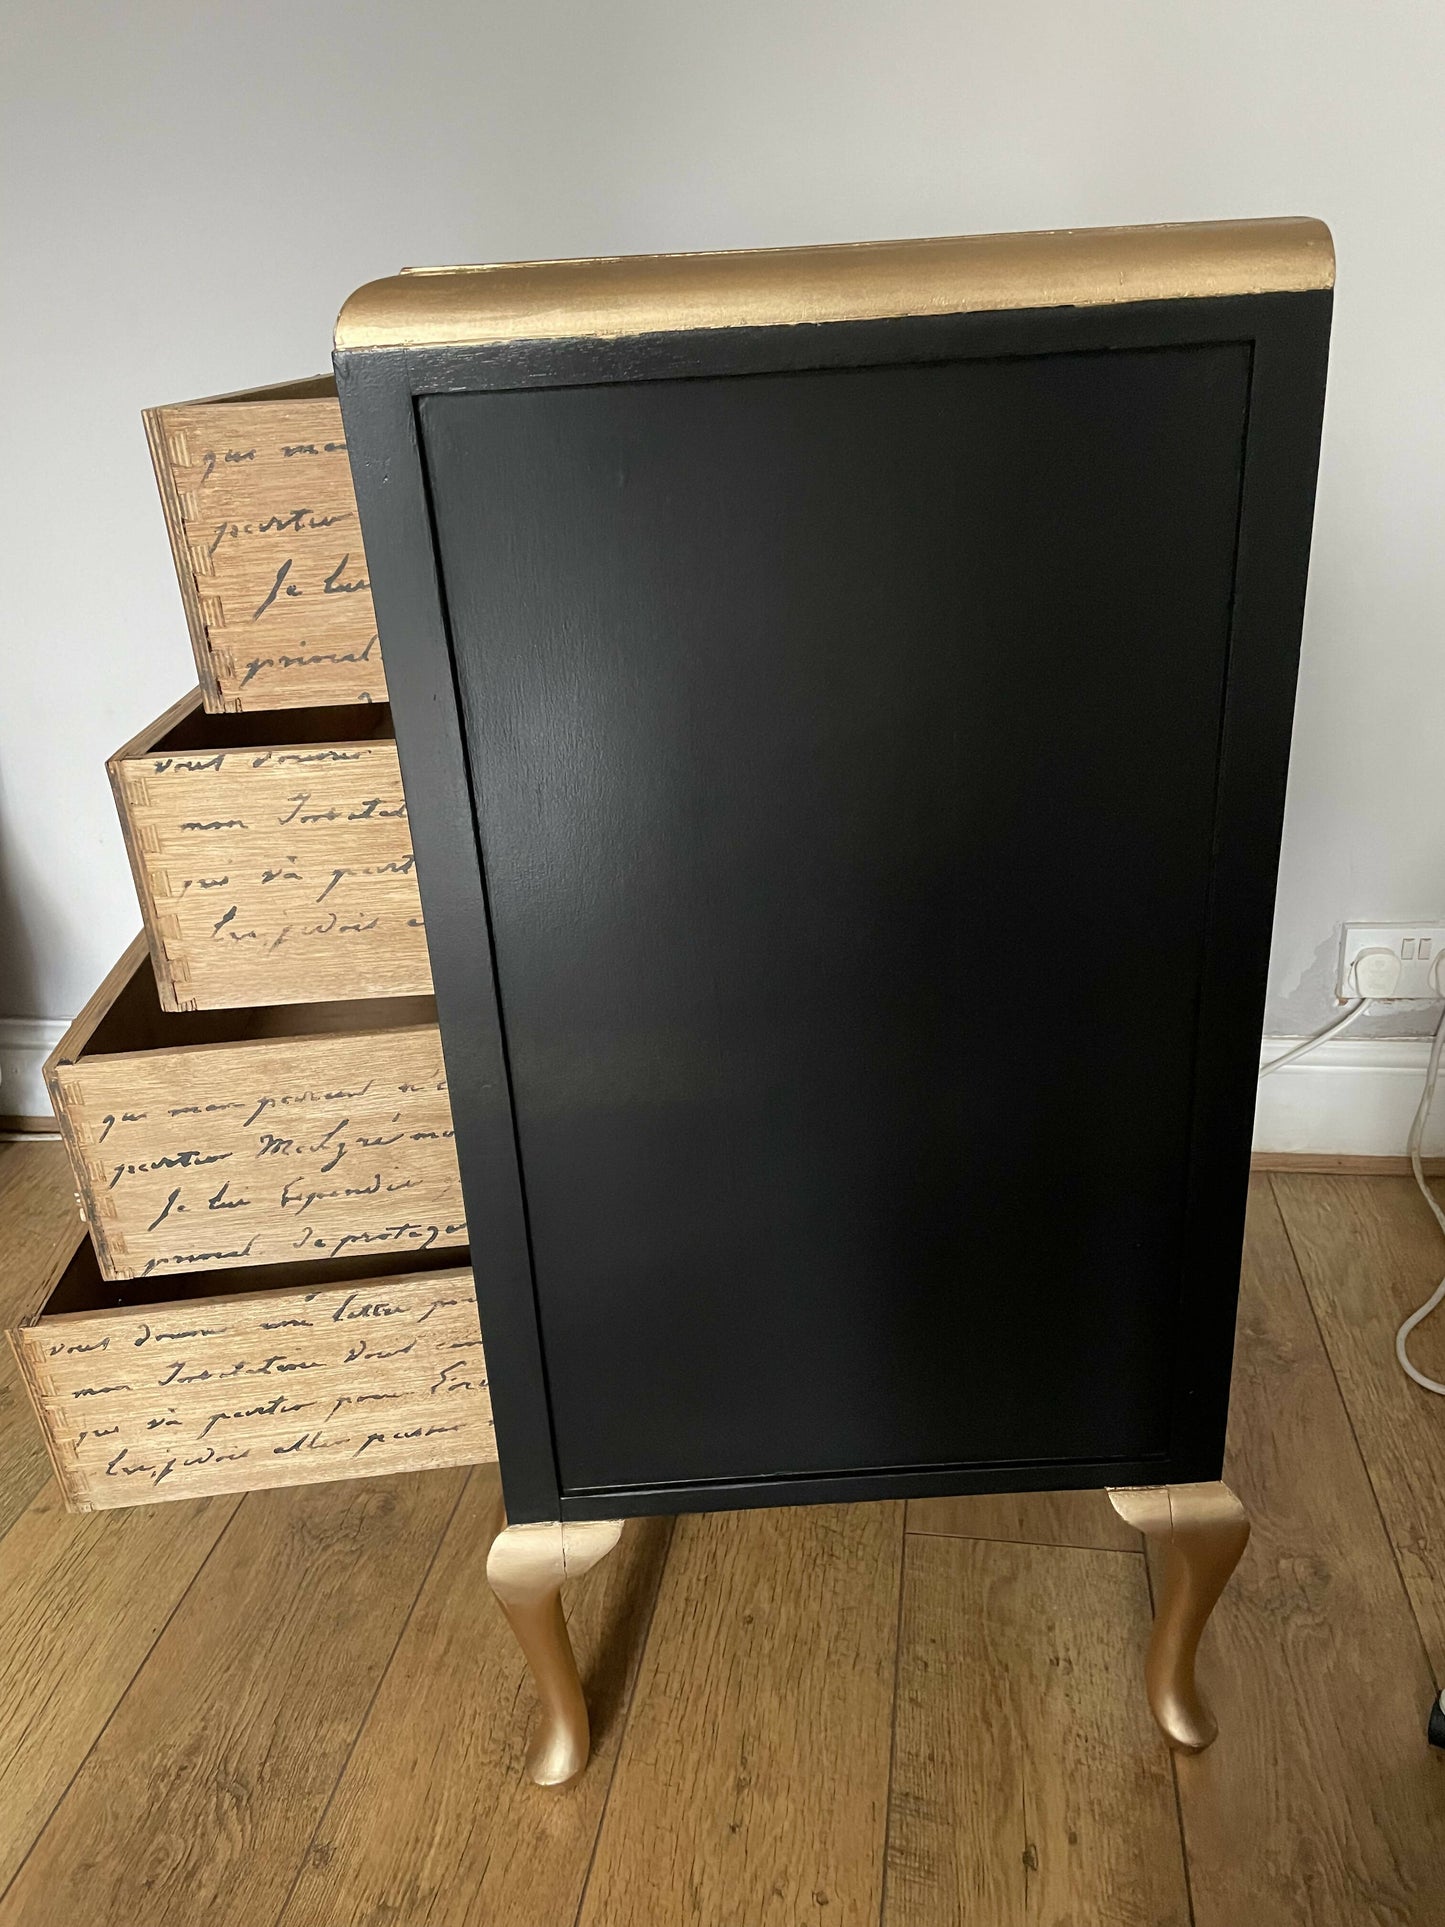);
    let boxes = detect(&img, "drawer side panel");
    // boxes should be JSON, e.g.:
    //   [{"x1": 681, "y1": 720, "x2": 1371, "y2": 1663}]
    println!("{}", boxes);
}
[
  {"x1": 147, "y1": 397, "x2": 384, "y2": 712},
  {"x1": 109, "y1": 731, "x2": 431, "y2": 1009},
  {"x1": 11, "y1": 1267, "x2": 493, "y2": 1510},
  {"x1": 54, "y1": 1025, "x2": 465, "y2": 1282}
]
